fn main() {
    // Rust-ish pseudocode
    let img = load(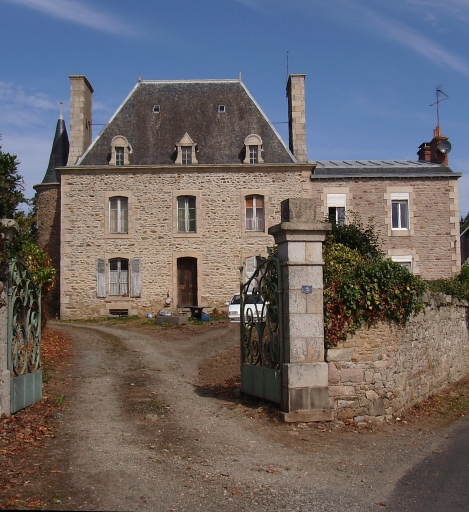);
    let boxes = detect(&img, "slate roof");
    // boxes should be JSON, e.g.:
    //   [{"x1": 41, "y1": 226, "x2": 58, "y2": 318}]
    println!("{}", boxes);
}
[
  {"x1": 310, "y1": 160, "x2": 461, "y2": 179},
  {"x1": 41, "y1": 107, "x2": 69, "y2": 183},
  {"x1": 79, "y1": 79, "x2": 295, "y2": 166}
]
